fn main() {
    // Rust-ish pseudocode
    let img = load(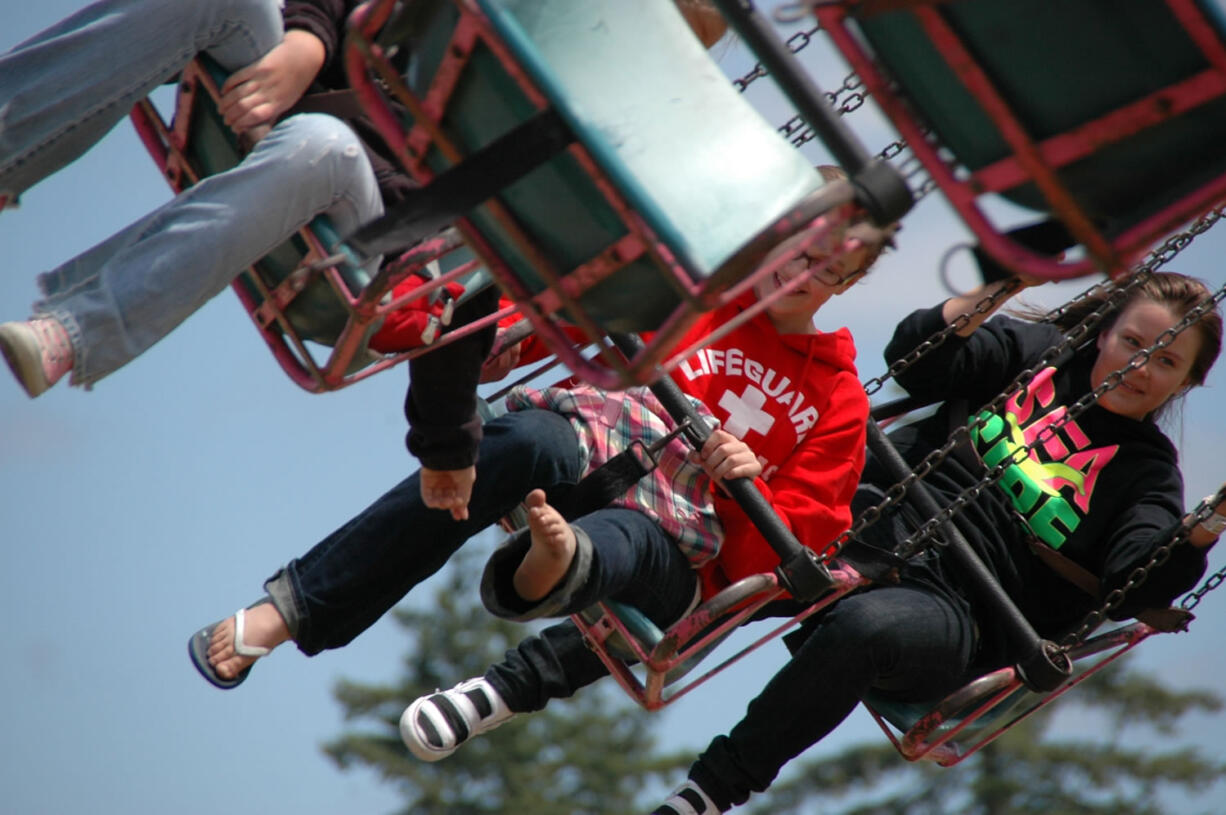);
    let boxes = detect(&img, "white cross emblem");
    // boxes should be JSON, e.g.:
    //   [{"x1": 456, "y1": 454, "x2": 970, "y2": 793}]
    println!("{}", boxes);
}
[{"x1": 718, "y1": 385, "x2": 776, "y2": 439}]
